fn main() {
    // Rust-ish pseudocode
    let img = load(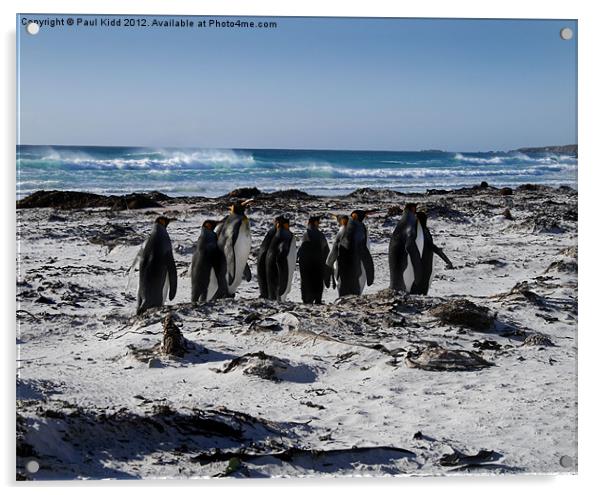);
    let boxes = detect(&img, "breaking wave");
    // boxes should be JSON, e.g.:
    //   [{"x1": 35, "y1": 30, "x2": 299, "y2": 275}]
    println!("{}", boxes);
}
[{"x1": 16, "y1": 145, "x2": 577, "y2": 198}]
